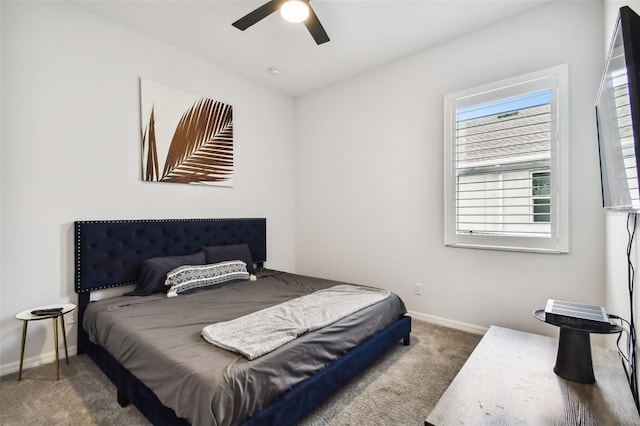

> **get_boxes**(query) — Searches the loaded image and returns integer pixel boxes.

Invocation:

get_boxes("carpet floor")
[0,320,481,425]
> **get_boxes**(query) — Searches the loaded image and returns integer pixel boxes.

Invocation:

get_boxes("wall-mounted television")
[596,6,640,211]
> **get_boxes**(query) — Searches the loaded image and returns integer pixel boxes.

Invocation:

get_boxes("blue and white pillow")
[165,260,250,298]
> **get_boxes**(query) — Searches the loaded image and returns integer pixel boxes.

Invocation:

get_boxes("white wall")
[0,2,296,374]
[295,0,605,336]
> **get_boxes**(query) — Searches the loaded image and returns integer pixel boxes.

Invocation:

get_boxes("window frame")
[443,65,569,253]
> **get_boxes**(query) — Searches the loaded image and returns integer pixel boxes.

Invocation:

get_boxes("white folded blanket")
[201,284,390,360]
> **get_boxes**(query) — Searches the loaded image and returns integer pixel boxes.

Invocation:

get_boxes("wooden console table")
[426,326,639,425]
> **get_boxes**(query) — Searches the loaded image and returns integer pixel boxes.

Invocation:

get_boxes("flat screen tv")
[596,6,640,211]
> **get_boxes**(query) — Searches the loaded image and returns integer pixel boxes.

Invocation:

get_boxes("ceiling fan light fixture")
[280,0,309,23]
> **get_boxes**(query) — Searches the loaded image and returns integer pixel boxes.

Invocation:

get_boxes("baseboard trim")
[0,345,78,378]
[408,310,488,335]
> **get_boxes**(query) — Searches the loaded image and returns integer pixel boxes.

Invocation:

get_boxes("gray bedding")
[83,270,407,426]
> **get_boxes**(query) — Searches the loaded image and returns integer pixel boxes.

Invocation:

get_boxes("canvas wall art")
[140,78,233,186]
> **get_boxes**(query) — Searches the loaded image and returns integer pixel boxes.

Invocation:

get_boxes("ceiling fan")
[232,0,330,45]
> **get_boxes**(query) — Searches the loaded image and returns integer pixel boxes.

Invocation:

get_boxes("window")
[444,65,569,253]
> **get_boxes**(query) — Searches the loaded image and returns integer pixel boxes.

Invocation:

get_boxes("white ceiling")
[74,0,549,97]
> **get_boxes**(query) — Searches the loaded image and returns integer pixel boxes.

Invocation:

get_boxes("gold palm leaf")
[142,106,160,181]
[161,98,233,184]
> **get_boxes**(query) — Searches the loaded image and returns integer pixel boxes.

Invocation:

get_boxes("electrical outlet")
[414,283,422,295]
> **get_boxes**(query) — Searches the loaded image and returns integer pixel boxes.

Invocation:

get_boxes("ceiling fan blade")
[232,0,285,31]
[304,5,330,45]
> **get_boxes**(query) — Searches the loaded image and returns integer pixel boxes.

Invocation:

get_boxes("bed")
[74,218,411,425]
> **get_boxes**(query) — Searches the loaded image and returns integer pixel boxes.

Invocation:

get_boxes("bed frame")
[74,218,411,425]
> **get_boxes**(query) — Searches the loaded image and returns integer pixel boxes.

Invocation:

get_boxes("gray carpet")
[0,320,481,425]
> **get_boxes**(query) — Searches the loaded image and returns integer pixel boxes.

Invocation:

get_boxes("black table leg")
[554,327,595,383]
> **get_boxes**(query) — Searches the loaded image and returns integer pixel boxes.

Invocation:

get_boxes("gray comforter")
[83,270,407,426]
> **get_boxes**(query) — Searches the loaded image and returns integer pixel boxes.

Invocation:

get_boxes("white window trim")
[444,65,569,254]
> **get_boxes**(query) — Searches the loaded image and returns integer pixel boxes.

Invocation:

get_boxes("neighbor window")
[532,171,551,223]
[444,65,569,253]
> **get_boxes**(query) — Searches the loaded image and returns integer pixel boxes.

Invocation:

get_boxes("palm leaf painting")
[162,99,233,183]
[140,78,234,186]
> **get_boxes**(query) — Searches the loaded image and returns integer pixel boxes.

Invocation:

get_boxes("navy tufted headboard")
[74,218,266,294]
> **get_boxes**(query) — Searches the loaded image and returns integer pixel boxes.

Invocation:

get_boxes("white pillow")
[165,260,250,298]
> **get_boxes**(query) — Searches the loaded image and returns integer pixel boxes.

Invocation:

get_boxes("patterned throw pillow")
[165,260,250,298]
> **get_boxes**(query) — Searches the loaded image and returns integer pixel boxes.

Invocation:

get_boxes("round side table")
[16,303,77,381]
[533,309,622,383]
